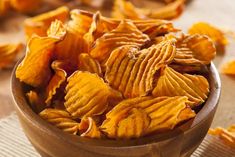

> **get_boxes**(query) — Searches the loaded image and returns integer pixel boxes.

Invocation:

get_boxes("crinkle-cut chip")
[39,109,80,135]
[101,96,195,138]
[147,0,185,20]
[16,35,65,87]
[24,6,69,39]
[64,71,122,118]
[10,0,42,13]
[209,125,235,148]
[152,66,209,108]
[83,12,118,51]
[173,34,216,66]
[45,61,67,106]
[0,43,23,69]
[188,22,228,49]
[101,107,150,139]
[112,0,185,20]
[26,90,45,113]
[169,64,203,73]
[105,40,175,98]
[79,117,101,138]
[220,60,235,75]
[112,0,148,20]
[53,10,93,65]
[90,20,150,63]
[78,53,102,77]
[0,0,10,16]
[132,20,178,39]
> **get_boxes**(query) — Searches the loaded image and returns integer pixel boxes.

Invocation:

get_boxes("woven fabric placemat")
[0,113,235,157]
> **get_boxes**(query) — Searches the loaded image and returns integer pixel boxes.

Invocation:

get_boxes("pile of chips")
[15,8,216,139]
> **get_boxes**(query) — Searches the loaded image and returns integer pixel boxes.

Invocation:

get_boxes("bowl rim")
[11,62,221,149]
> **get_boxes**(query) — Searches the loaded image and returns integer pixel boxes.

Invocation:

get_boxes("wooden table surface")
[0,0,235,127]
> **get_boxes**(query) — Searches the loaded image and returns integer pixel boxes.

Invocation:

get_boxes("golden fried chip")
[16,33,65,87]
[209,125,235,148]
[0,43,23,69]
[39,108,80,135]
[105,40,175,98]
[10,0,42,13]
[53,10,93,66]
[173,34,216,66]
[101,96,195,138]
[64,71,122,118]
[89,20,150,63]
[133,20,178,39]
[188,22,228,51]
[112,0,148,20]
[26,90,45,113]
[148,0,185,20]
[152,66,209,107]
[112,0,185,20]
[79,117,101,138]
[45,61,67,106]
[24,6,69,39]
[220,60,235,75]
[78,53,102,76]
[0,0,10,16]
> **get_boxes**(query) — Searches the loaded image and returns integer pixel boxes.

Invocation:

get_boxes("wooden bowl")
[11,63,221,157]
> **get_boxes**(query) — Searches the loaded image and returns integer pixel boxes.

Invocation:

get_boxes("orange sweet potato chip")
[24,6,69,39]
[89,20,150,63]
[0,43,23,69]
[16,32,65,87]
[64,71,122,118]
[188,22,228,51]
[152,66,209,108]
[79,117,101,138]
[105,40,175,98]
[53,10,93,66]
[112,0,185,20]
[220,60,235,75]
[101,96,195,138]
[78,53,102,76]
[39,108,80,135]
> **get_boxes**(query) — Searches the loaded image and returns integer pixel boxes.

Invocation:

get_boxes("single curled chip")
[112,0,185,20]
[39,108,80,135]
[78,53,102,77]
[188,22,228,51]
[220,60,235,75]
[0,43,23,69]
[79,117,101,138]
[209,125,235,148]
[65,71,122,118]
[89,20,150,63]
[101,96,195,138]
[152,66,209,108]
[16,32,65,87]
[45,61,67,106]
[53,10,93,65]
[148,0,185,20]
[24,6,69,39]
[10,0,42,13]
[174,34,216,66]
[133,20,178,39]
[105,40,175,98]
[0,0,10,16]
